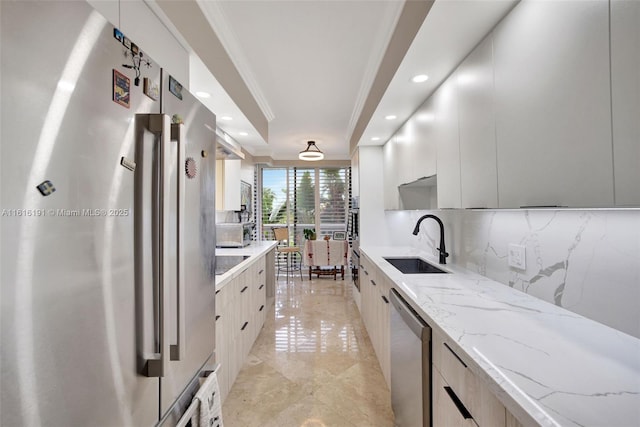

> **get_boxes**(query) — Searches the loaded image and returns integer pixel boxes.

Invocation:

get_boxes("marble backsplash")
[385,209,640,339]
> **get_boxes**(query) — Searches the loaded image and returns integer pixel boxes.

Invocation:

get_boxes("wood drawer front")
[433,332,506,427]
[433,369,478,427]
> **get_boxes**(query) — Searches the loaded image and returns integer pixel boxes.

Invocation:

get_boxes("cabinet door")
[368,265,381,359]
[413,100,438,182]
[457,34,498,208]
[433,370,477,427]
[215,159,241,210]
[396,122,417,185]
[351,148,360,198]
[611,0,640,206]
[383,138,400,210]
[378,274,391,388]
[493,0,613,208]
[215,285,231,402]
[434,78,462,208]
[433,331,506,427]
[359,255,370,329]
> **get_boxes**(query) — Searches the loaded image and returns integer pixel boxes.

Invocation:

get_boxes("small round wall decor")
[185,157,197,179]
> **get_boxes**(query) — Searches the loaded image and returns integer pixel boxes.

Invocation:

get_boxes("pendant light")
[299,140,324,161]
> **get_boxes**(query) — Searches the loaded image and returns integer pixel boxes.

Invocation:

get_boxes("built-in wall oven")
[351,246,360,291]
[348,205,359,291]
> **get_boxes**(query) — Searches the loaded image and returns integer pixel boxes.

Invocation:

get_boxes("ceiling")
[180,0,519,161]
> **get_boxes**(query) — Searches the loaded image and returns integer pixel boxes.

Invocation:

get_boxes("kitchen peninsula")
[215,241,277,402]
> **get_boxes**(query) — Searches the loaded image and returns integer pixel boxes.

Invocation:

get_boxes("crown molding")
[197,0,275,122]
[345,0,404,144]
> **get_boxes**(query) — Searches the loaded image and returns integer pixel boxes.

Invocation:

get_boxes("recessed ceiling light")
[195,91,211,98]
[411,74,429,83]
[220,116,233,121]
[371,137,380,141]
[239,132,248,136]
[385,115,397,120]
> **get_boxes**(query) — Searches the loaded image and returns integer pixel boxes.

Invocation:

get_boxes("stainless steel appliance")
[348,207,359,290]
[216,222,254,247]
[390,289,432,427]
[1,2,216,425]
[351,245,360,291]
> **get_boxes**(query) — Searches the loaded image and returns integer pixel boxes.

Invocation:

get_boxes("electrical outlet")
[508,244,526,270]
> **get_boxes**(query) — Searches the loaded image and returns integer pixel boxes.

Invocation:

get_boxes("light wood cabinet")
[358,253,391,388]
[376,273,391,387]
[611,0,640,206]
[214,278,232,401]
[216,252,271,404]
[433,329,521,427]
[433,369,477,427]
[493,0,613,208]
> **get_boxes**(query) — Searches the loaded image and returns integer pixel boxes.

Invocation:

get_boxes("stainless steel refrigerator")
[1,1,217,425]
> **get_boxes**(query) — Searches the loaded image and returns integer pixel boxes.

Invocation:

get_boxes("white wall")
[386,209,640,339]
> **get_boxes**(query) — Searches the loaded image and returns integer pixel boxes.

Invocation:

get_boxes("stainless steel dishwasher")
[390,288,431,427]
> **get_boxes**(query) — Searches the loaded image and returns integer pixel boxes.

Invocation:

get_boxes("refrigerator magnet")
[113,69,130,108]
[185,157,197,179]
[143,77,159,101]
[123,36,132,50]
[131,42,139,56]
[113,28,124,43]
[169,76,183,100]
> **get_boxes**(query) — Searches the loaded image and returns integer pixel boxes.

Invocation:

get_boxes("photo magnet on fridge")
[113,28,124,43]
[143,77,159,101]
[113,69,130,108]
[169,76,183,100]
[123,36,132,49]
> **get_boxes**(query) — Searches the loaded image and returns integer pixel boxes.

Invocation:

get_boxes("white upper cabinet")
[493,0,613,208]
[413,100,438,182]
[434,78,462,209]
[382,98,438,210]
[215,159,241,211]
[351,148,360,198]
[611,0,640,206]
[383,138,400,210]
[457,35,498,208]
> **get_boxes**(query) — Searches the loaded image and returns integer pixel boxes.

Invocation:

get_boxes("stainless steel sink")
[384,257,448,274]
[215,255,250,275]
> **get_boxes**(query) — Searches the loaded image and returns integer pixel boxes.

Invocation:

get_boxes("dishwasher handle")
[390,289,428,339]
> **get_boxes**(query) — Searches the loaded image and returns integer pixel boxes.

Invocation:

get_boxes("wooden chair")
[272,227,303,282]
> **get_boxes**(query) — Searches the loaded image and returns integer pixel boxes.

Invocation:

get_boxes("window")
[259,166,351,246]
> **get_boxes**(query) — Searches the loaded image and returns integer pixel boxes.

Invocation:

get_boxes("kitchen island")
[361,245,640,427]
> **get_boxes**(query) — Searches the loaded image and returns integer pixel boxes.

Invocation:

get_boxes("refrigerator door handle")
[170,123,186,361]
[136,113,171,378]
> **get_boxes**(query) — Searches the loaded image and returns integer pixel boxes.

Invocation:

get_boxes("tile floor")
[221,274,395,426]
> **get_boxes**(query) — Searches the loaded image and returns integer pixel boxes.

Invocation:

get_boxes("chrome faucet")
[412,214,449,264]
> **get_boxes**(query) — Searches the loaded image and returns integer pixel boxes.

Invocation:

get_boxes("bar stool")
[272,227,303,282]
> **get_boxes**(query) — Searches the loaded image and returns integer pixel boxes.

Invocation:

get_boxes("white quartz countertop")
[361,245,640,427]
[215,241,277,291]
